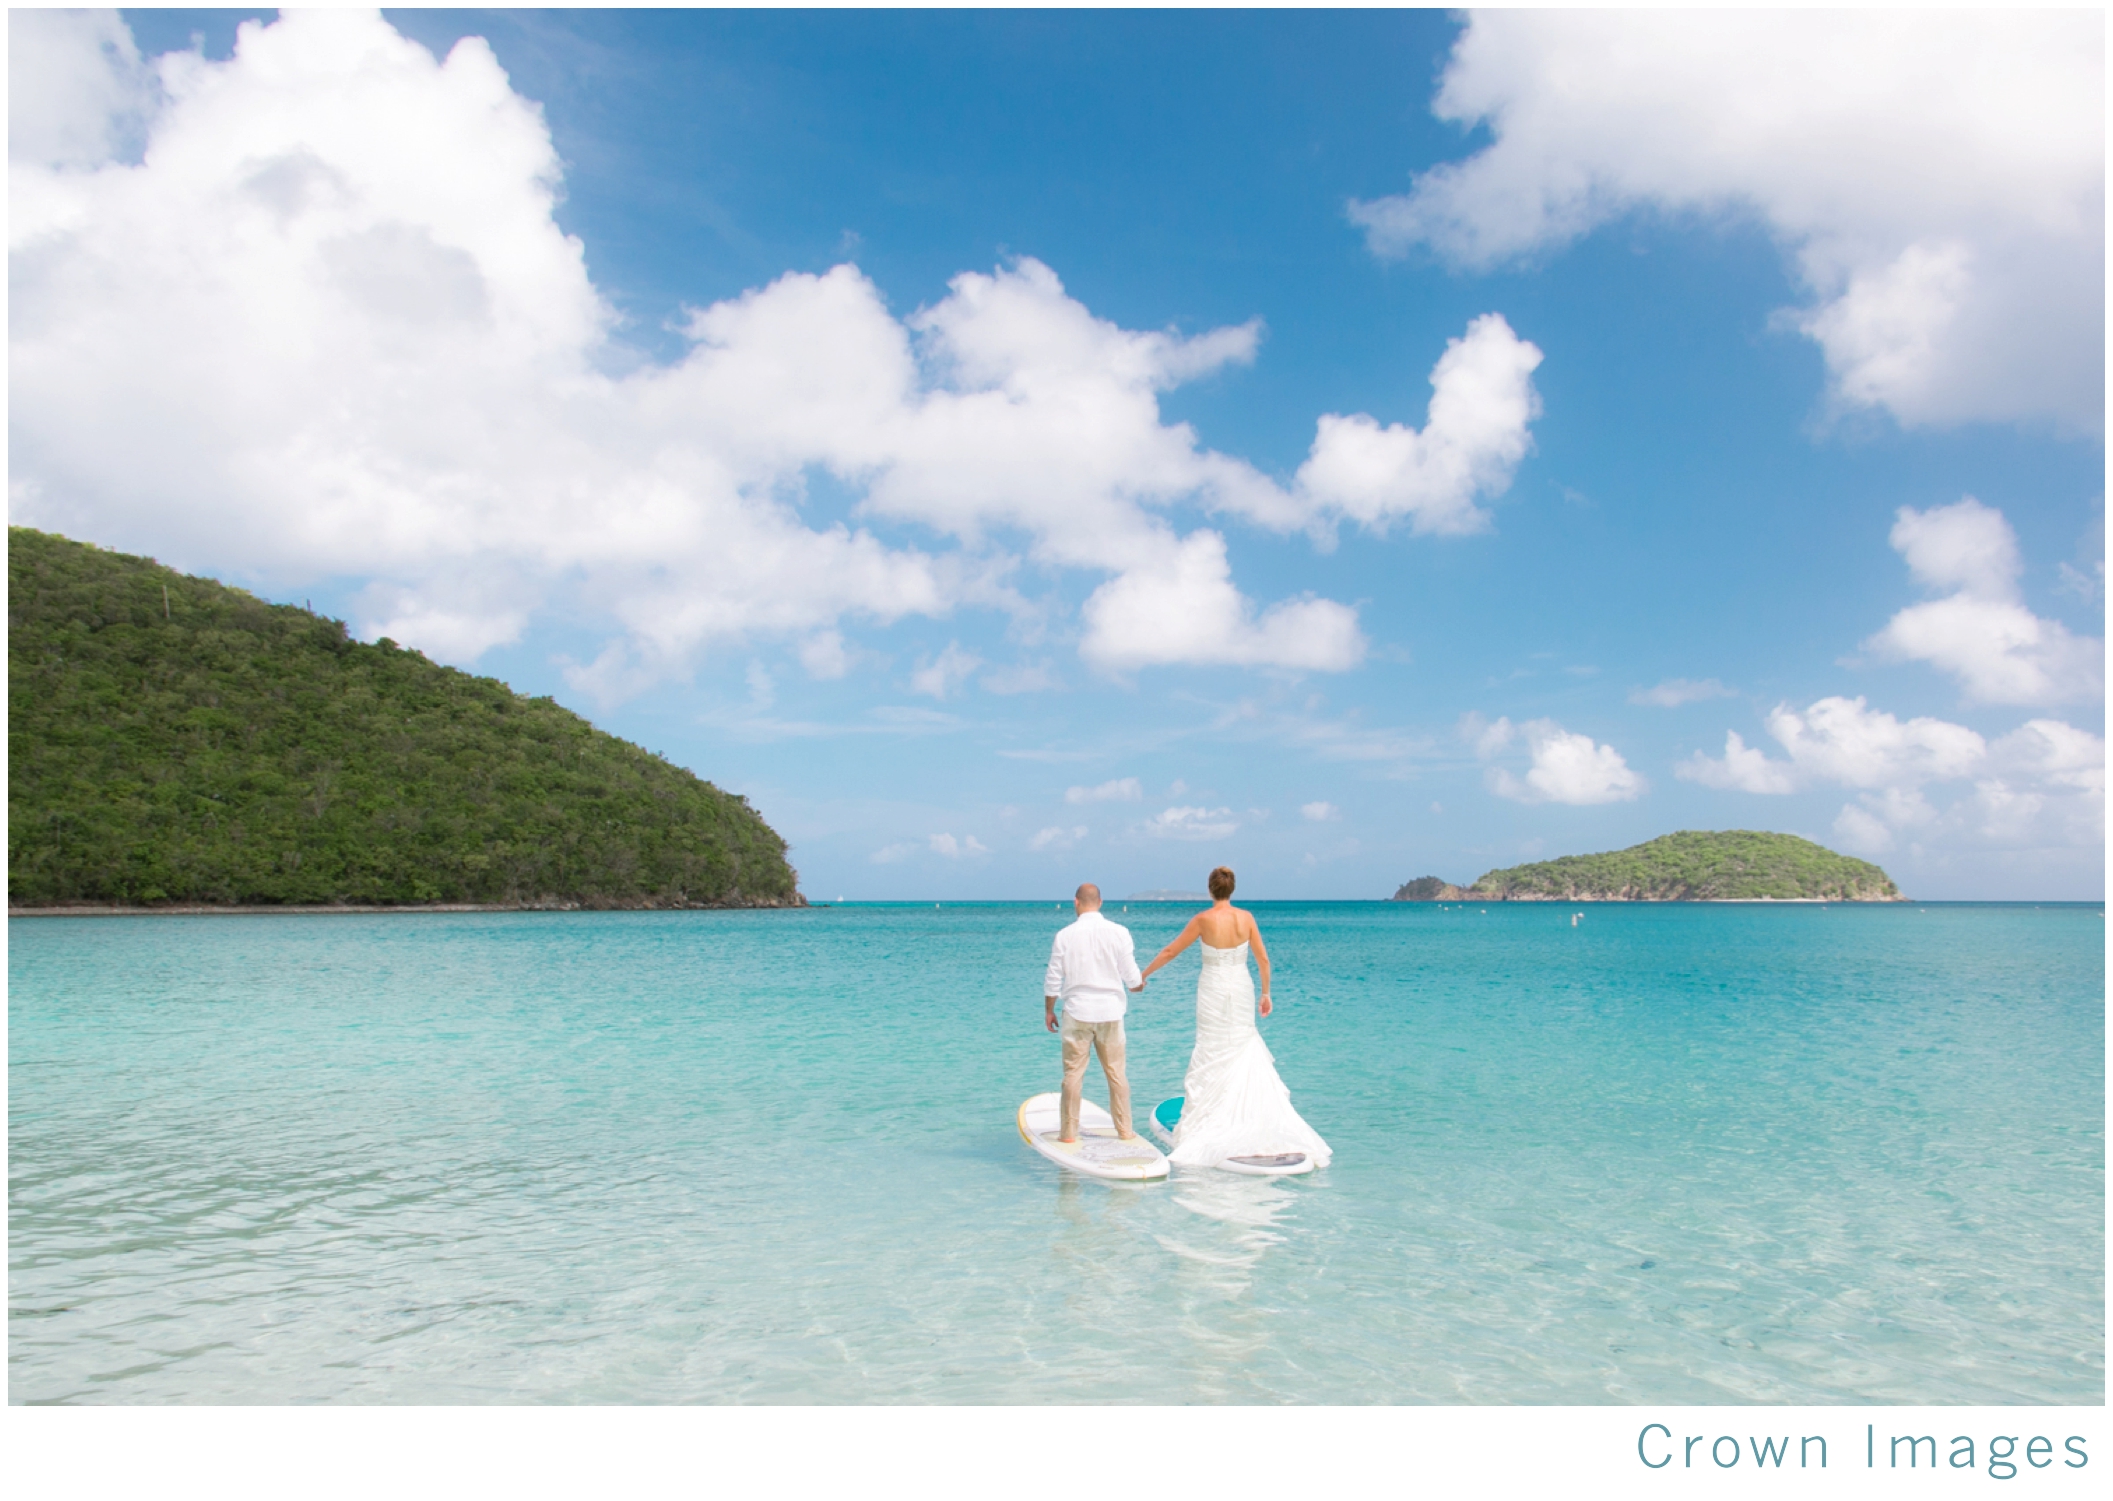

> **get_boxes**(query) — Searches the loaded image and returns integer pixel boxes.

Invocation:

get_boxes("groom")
[1043,882,1146,1143]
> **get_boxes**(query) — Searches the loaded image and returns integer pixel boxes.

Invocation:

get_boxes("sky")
[9,8,2105,900]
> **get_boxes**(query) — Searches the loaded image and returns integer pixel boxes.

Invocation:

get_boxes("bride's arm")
[1247,912,1273,1016]
[1140,915,1202,980]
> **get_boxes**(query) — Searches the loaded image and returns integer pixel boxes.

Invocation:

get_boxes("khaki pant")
[1059,1015,1133,1140]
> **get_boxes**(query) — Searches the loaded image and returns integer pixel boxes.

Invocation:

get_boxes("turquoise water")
[9,902,2103,1404]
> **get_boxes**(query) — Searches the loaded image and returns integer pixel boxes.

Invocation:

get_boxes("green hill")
[9,527,801,909]
[1450,830,1902,902]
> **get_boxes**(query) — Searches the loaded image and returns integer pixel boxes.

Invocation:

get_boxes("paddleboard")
[1149,1094,1316,1176]
[1219,1151,1315,1177]
[1017,1092,1168,1181]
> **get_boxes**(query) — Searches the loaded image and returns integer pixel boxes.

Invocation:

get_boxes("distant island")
[1392,830,1903,903]
[1127,889,1210,902]
[9,528,802,910]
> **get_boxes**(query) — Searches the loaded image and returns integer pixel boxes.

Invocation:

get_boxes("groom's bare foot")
[1117,1132,1141,1141]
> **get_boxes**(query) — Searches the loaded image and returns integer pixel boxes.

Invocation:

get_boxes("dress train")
[1167,941,1331,1169]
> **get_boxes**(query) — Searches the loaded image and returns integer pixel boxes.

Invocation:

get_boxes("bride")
[1138,866,1331,1170]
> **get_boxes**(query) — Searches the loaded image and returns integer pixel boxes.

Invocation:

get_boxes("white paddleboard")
[1219,1151,1315,1177]
[1149,1095,1316,1177]
[1017,1092,1168,1181]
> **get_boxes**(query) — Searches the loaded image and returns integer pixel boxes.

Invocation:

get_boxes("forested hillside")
[1457,830,1901,902]
[9,527,801,908]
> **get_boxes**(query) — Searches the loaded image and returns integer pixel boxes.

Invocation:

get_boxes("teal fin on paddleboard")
[1149,1096,1183,1148]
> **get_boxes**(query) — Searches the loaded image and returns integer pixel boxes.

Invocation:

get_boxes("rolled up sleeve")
[1118,931,1142,989]
[1044,939,1065,999]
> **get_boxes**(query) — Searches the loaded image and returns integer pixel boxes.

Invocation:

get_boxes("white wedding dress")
[1167,941,1331,1169]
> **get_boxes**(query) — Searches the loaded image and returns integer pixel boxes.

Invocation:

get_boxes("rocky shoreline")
[1390,888,1896,904]
[10,894,809,916]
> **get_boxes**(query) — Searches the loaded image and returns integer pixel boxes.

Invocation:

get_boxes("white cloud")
[1287,314,1543,538]
[12,12,1540,695]
[1991,718,2107,797]
[9,9,154,170]
[1889,493,2023,598]
[1686,508,2102,862]
[1831,803,1897,857]
[1865,498,2102,706]
[1459,710,1517,760]
[1300,801,1340,822]
[1066,777,1142,805]
[910,642,982,700]
[1836,745,2104,858]
[1867,786,1939,832]
[2056,512,2104,604]
[355,569,532,664]
[1676,731,1796,794]
[1762,696,1986,789]
[1078,530,1365,672]
[1630,677,1734,708]
[1143,806,1240,841]
[1683,695,2103,856]
[1834,784,1942,858]
[1479,717,1645,805]
[1870,596,2104,708]
[1028,825,1088,852]
[1350,11,2103,430]
[798,630,854,681]
[10,12,948,692]
[1965,718,2108,848]
[1686,694,2098,797]
[871,829,990,863]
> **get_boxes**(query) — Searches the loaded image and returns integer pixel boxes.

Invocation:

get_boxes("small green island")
[1393,830,1903,903]
[9,527,802,910]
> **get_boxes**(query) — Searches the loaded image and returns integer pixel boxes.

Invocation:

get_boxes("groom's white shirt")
[1045,910,1143,1023]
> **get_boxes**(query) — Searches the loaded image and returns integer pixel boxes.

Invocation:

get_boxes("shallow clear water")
[9,901,2103,1404]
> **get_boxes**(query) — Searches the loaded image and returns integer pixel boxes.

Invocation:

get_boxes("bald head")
[1074,883,1102,913]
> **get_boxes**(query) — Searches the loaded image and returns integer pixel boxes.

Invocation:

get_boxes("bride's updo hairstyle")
[1208,866,1236,900]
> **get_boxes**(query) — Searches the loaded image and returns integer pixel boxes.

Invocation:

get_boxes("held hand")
[1258,995,1272,1017]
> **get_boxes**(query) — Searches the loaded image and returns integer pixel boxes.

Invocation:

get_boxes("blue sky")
[12,10,2105,898]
